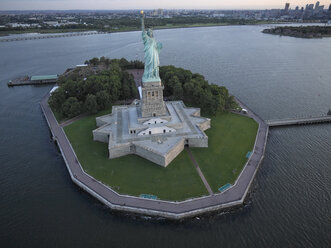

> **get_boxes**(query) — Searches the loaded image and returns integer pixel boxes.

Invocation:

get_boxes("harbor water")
[0,25,330,247]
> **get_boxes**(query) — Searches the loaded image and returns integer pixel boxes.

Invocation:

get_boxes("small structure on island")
[92,12,210,167]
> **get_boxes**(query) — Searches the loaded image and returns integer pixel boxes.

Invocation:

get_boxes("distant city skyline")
[1,0,331,11]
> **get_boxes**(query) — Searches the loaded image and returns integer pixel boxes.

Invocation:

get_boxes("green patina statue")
[140,11,162,83]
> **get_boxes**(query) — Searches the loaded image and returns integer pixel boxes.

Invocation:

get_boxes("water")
[0,25,330,247]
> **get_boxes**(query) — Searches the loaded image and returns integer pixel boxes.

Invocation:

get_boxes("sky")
[0,0,330,11]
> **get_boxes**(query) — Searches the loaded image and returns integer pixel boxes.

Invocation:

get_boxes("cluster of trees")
[49,57,237,119]
[85,57,144,69]
[49,58,138,118]
[160,65,237,115]
[263,26,331,38]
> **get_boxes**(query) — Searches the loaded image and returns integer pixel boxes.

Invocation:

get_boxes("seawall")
[40,94,269,219]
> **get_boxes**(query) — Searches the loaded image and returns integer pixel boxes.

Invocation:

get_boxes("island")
[262,26,331,38]
[40,12,268,219]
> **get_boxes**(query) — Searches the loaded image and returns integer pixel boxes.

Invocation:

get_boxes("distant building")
[329,4,331,11]
[306,4,314,10]
[212,13,225,17]
[152,8,164,16]
[7,23,30,28]
[44,21,59,27]
[285,3,290,11]
[314,1,325,12]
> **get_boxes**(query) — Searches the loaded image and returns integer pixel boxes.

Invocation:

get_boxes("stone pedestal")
[141,81,166,117]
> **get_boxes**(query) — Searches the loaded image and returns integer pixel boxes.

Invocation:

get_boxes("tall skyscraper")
[329,4,331,11]
[315,1,320,9]
[308,4,314,10]
[285,3,290,11]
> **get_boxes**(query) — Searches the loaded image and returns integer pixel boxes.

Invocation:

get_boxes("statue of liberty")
[140,11,162,83]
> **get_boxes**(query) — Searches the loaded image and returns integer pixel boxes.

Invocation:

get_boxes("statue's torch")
[140,11,145,31]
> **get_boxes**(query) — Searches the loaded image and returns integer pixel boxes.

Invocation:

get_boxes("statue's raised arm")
[140,11,145,33]
[140,10,162,83]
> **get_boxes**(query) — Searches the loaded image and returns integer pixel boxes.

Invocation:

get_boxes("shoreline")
[262,25,331,39]
[0,21,293,39]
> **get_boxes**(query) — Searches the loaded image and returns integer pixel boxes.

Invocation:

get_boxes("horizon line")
[0,7,305,12]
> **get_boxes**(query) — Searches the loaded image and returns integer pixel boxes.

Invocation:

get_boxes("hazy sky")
[1,0,330,11]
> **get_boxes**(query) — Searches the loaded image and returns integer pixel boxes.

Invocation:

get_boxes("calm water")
[0,25,330,247]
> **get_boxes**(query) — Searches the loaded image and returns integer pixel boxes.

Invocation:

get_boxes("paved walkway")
[40,94,269,219]
[59,113,88,127]
[126,69,143,88]
[185,147,213,195]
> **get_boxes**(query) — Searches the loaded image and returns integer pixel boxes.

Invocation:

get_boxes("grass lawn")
[64,110,208,201]
[191,112,258,193]
[63,110,258,200]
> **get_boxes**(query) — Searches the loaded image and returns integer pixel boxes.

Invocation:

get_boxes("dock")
[0,31,108,42]
[8,75,58,87]
[266,115,331,127]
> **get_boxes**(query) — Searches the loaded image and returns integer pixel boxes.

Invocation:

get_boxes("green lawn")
[64,110,258,200]
[64,111,208,201]
[191,112,258,193]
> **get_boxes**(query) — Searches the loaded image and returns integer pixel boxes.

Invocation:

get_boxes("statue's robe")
[142,31,162,82]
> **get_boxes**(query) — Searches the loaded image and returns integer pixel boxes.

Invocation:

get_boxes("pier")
[266,116,331,127]
[0,31,108,42]
[8,75,58,87]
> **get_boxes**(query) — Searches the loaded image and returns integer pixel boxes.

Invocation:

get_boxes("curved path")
[185,147,214,195]
[40,94,269,219]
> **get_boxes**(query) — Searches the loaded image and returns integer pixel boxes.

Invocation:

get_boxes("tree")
[225,95,238,110]
[121,72,133,100]
[173,81,183,100]
[96,90,111,110]
[107,65,122,102]
[48,88,66,112]
[63,80,83,99]
[89,57,99,66]
[85,94,98,114]
[129,75,139,99]
[50,57,236,118]
[183,81,195,100]
[62,97,83,118]
[83,78,104,96]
